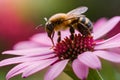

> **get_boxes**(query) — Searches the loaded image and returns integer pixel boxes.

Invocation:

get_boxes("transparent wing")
[66,6,88,18]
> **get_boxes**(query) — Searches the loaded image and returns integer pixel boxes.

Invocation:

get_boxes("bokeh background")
[0,0,120,80]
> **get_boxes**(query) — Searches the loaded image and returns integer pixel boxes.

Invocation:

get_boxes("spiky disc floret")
[54,34,95,61]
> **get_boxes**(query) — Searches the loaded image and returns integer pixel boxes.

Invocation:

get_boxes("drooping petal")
[13,41,47,50]
[72,59,89,80]
[95,33,120,49]
[78,52,101,69]
[93,16,120,40]
[44,60,69,80]
[22,57,58,78]
[93,18,107,32]
[6,62,30,80]
[0,54,56,67]
[94,50,120,62]
[0,57,27,67]
[2,47,53,56]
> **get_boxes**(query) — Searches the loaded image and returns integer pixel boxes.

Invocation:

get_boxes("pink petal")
[78,52,101,69]
[72,59,89,80]
[44,60,69,80]
[107,48,120,54]
[95,33,120,49]
[22,57,58,78]
[13,41,47,50]
[30,33,53,46]
[0,54,56,67]
[94,50,120,62]
[0,57,27,67]
[30,53,56,59]
[105,22,120,38]
[93,16,120,40]
[6,62,30,80]
[31,30,71,46]
[2,47,53,56]
[93,18,107,32]
[25,53,56,60]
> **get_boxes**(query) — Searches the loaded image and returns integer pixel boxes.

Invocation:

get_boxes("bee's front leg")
[69,26,75,40]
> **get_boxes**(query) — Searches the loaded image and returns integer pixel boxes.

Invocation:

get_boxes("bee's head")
[45,21,54,38]
[45,20,55,46]
[45,13,66,37]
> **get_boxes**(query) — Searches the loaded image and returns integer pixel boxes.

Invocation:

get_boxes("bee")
[45,6,93,46]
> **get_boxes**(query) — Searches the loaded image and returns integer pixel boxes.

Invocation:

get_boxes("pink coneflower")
[0,16,120,80]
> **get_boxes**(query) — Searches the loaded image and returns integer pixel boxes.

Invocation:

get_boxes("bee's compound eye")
[46,23,54,31]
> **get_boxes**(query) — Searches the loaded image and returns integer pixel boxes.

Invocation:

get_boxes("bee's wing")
[66,6,88,18]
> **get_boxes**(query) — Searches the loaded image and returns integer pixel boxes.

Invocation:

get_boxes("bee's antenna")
[35,24,43,29]
[44,17,48,22]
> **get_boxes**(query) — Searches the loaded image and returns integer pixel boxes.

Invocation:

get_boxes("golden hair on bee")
[49,13,67,22]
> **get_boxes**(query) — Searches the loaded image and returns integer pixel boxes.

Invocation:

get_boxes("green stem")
[87,69,104,80]
[64,63,80,80]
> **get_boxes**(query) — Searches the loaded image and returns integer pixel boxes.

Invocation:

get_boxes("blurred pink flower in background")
[0,0,41,50]
[0,16,120,80]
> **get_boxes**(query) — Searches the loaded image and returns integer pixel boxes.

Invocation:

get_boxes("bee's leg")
[51,31,55,46]
[51,31,55,39]
[77,23,90,36]
[57,31,61,43]
[70,26,75,40]
[48,32,55,47]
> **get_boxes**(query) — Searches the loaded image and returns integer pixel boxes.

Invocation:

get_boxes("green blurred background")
[0,0,120,80]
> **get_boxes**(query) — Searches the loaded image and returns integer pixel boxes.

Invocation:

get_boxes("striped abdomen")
[79,16,93,32]
[75,16,93,36]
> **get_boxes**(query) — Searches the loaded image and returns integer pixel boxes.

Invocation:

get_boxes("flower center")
[54,34,95,61]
